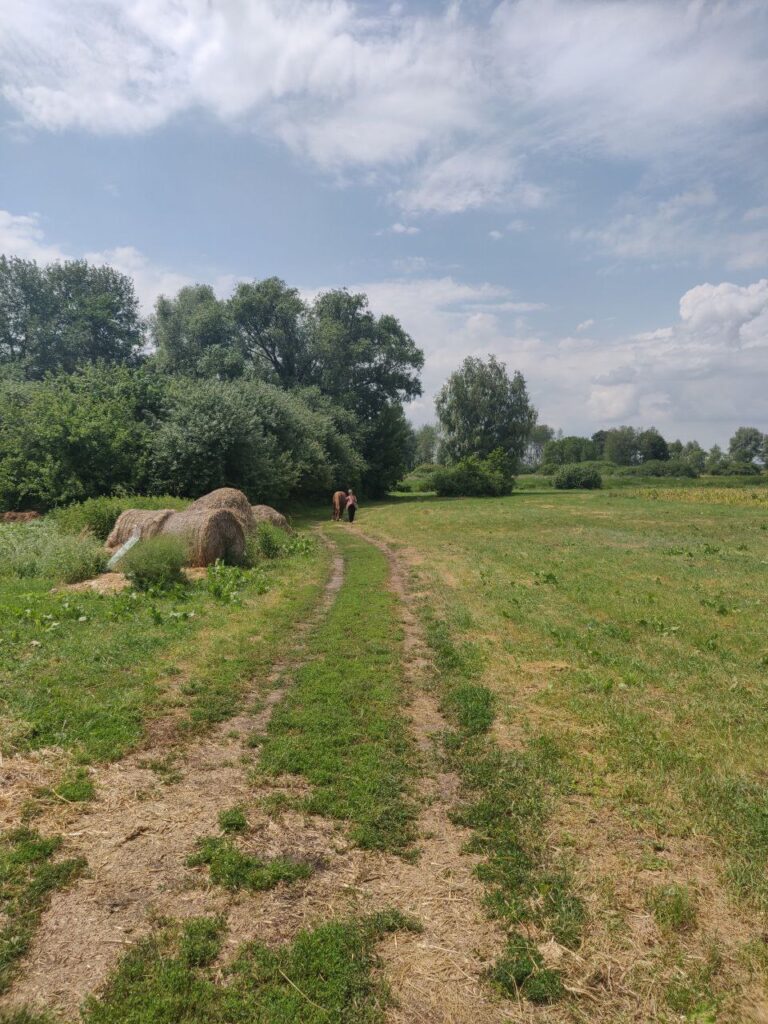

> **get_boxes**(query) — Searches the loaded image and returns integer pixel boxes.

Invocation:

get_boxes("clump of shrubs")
[553,464,603,490]
[432,451,514,498]
[120,535,189,591]
[252,522,285,560]
[614,459,697,478]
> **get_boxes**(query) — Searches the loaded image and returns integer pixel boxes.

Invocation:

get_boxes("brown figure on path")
[346,489,358,523]
[332,490,348,521]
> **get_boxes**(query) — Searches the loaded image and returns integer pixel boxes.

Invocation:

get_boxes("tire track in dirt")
[0,542,345,1018]
[352,529,513,1024]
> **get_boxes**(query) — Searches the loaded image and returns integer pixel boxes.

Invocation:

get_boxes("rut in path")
[3,530,518,1024]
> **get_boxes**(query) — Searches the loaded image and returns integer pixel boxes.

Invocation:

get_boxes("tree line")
[0,257,424,509]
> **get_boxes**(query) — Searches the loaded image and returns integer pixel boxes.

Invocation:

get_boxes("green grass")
[260,530,417,855]
[187,836,313,891]
[648,882,699,934]
[0,535,328,763]
[217,805,248,834]
[0,828,85,993]
[80,911,421,1024]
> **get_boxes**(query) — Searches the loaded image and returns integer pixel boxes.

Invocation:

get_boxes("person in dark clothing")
[346,489,358,523]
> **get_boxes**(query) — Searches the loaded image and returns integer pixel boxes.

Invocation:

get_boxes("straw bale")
[190,488,255,531]
[251,504,292,533]
[1,510,41,523]
[160,507,245,566]
[105,509,174,551]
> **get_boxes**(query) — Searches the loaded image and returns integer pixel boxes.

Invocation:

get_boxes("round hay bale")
[106,509,174,551]
[190,488,255,531]
[160,508,245,567]
[251,505,292,533]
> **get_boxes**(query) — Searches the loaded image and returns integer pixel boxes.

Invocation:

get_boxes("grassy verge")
[0,828,85,993]
[259,530,417,855]
[77,911,420,1024]
[0,541,328,764]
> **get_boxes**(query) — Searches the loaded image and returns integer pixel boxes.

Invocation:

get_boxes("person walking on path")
[346,489,358,523]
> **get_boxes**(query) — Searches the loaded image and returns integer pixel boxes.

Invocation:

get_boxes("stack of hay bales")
[106,509,174,550]
[251,504,292,533]
[105,489,290,567]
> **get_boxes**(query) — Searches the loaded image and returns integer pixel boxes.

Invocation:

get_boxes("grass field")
[2,486,768,1022]
[363,487,768,1020]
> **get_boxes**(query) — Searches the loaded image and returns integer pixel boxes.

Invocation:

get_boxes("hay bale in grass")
[251,505,292,533]
[105,509,174,551]
[160,508,245,566]
[190,488,255,531]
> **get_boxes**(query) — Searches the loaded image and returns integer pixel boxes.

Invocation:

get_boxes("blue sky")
[1,0,767,445]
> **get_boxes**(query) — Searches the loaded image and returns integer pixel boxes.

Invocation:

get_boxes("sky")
[1,0,767,446]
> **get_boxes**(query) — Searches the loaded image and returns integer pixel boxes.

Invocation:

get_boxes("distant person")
[346,488,358,523]
[332,489,347,521]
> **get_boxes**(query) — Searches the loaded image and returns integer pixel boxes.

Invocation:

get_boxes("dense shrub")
[0,521,107,582]
[553,464,603,490]
[432,455,514,497]
[254,522,285,560]
[396,463,438,493]
[120,535,188,590]
[51,495,189,541]
[540,459,608,478]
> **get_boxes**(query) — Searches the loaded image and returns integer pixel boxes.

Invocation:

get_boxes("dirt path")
[1,543,345,1017]
[2,529,516,1023]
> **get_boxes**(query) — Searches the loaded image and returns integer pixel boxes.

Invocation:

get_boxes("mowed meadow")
[2,482,768,1023]
[363,484,768,1020]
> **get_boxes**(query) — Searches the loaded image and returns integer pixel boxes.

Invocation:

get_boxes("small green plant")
[187,836,312,891]
[488,932,564,1003]
[218,805,248,834]
[255,522,284,560]
[648,882,699,933]
[47,768,95,803]
[552,463,603,489]
[120,535,188,591]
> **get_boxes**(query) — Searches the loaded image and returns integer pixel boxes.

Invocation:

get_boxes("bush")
[395,463,438,493]
[0,521,107,582]
[51,495,189,541]
[553,464,603,490]
[120,535,188,591]
[254,522,285,560]
[432,455,514,498]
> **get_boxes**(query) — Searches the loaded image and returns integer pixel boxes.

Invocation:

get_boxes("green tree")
[681,441,706,473]
[604,426,640,466]
[414,424,439,465]
[524,423,555,466]
[705,444,728,474]
[152,285,244,379]
[542,435,596,467]
[361,404,416,497]
[229,277,310,387]
[0,367,162,509]
[591,430,608,458]
[308,289,423,418]
[0,257,144,378]
[728,426,764,465]
[637,428,669,462]
[435,356,535,469]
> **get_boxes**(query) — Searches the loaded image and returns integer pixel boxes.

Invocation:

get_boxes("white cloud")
[577,186,768,270]
[357,273,768,445]
[382,222,420,235]
[391,255,427,274]
[3,0,764,221]
[488,229,503,240]
[0,210,66,263]
[576,319,595,332]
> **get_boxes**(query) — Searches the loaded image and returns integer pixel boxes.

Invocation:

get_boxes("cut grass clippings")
[0,828,85,993]
[260,530,417,855]
[80,911,421,1024]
